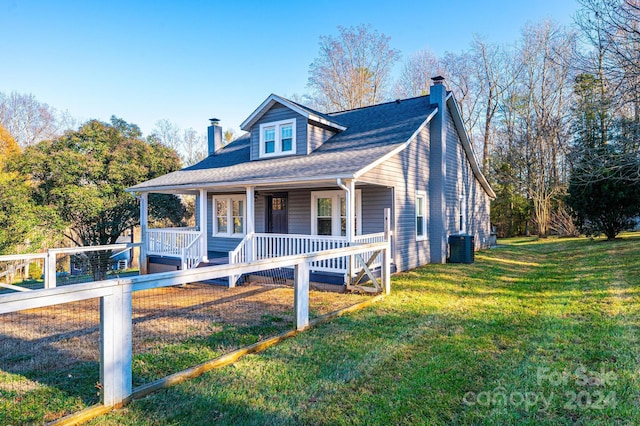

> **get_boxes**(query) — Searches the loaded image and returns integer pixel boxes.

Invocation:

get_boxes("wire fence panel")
[131,281,295,386]
[54,250,137,286]
[0,257,46,293]
[0,239,389,423]
[0,299,101,425]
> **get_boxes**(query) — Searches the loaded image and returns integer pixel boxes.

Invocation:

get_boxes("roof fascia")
[126,174,355,194]
[240,94,346,132]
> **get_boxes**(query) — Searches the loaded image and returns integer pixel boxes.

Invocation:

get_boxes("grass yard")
[0,283,370,424]
[90,234,640,425]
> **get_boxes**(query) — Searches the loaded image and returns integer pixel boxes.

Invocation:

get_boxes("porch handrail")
[181,233,203,270]
[147,227,198,233]
[228,232,254,287]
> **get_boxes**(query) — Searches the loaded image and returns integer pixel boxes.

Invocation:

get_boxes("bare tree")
[308,24,401,111]
[439,50,485,152]
[394,48,439,98]
[0,92,65,147]
[182,128,207,166]
[514,21,576,237]
[471,36,524,173]
[152,120,208,167]
[152,119,182,152]
[570,0,640,184]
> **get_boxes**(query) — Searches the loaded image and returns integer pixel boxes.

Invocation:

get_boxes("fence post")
[100,281,133,407]
[383,208,391,295]
[45,250,57,289]
[139,192,148,275]
[294,261,309,331]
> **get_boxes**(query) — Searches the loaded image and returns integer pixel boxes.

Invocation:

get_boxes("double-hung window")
[259,119,296,158]
[416,191,427,240]
[213,195,246,237]
[311,190,361,237]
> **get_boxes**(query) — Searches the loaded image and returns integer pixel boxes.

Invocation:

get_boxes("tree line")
[304,1,640,240]
[1,0,639,257]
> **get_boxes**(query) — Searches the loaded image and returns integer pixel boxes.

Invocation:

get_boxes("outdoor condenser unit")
[448,234,475,264]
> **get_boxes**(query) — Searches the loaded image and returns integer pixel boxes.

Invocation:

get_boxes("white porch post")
[346,179,355,281]
[139,192,148,275]
[246,186,255,262]
[346,179,355,243]
[199,188,208,262]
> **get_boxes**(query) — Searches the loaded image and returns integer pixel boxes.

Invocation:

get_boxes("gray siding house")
[128,76,495,283]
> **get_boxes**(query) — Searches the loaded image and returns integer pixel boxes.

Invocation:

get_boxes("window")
[213,195,246,237]
[416,191,427,240]
[259,119,296,158]
[311,190,361,237]
[264,127,275,154]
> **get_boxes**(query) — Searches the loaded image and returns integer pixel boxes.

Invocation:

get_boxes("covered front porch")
[137,178,393,289]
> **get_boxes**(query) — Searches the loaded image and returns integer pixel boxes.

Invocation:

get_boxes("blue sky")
[1,0,579,138]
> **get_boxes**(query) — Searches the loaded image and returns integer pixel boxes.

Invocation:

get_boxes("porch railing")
[227,232,389,286]
[147,228,200,258]
[227,233,252,286]
[253,233,349,272]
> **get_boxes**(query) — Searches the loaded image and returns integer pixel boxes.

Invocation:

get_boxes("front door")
[266,194,288,234]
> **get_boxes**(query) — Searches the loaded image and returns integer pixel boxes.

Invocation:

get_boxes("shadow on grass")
[92,234,640,425]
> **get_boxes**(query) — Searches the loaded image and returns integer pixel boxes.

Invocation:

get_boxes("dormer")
[240,94,346,161]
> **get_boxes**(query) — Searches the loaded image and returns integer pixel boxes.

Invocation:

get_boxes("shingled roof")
[128,95,436,192]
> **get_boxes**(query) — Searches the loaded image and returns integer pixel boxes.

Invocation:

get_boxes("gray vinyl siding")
[360,186,392,234]
[255,194,265,233]
[287,190,312,234]
[307,122,335,152]
[206,194,243,253]
[359,124,431,272]
[250,104,308,160]
[444,110,491,249]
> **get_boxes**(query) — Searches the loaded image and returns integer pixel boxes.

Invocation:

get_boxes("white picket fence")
[0,240,390,408]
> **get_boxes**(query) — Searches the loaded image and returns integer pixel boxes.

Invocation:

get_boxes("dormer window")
[259,119,296,158]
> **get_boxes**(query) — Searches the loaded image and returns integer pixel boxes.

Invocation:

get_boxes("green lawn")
[88,234,640,425]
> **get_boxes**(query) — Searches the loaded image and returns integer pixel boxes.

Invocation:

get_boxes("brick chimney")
[207,118,223,156]
[428,76,448,264]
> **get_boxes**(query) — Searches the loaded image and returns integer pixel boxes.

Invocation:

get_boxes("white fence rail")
[353,232,386,271]
[0,241,391,408]
[0,243,140,292]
